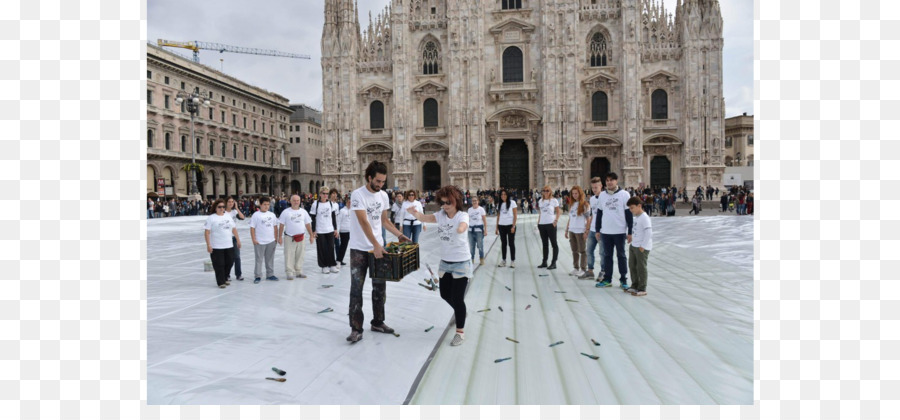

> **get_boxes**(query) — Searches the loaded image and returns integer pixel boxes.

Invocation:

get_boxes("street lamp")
[175,88,211,201]
[735,152,742,167]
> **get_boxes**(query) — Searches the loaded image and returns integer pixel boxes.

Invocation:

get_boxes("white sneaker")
[330,266,339,273]
[497,260,506,267]
[510,261,515,268]
[575,270,585,277]
[450,333,465,346]
[569,269,579,276]
[322,267,330,274]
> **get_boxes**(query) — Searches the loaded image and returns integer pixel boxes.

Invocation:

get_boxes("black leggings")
[538,223,559,264]
[337,232,350,263]
[439,272,469,329]
[210,247,235,286]
[498,224,516,261]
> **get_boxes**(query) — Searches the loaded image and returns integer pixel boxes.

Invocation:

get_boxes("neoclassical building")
[147,44,293,199]
[321,0,727,192]
[724,112,753,167]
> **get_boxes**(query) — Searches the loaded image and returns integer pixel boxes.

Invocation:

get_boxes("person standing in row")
[579,177,604,280]
[310,186,340,274]
[277,194,313,280]
[495,189,517,268]
[249,197,279,284]
[204,198,240,289]
[537,185,560,270]
[330,189,343,263]
[391,191,405,231]
[401,190,425,243]
[595,172,633,290]
[336,196,351,265]
[467,196,487,266]
[224,196,246,281]
[625,196,652,296]
[407,186,470,346]
[565,186,590,277]
[346,161,411,343]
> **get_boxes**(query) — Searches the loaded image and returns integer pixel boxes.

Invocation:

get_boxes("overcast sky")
[148,0,752,117]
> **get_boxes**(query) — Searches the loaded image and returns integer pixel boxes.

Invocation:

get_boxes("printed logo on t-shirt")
[289,213,306,223]
[216,219,233,231]
[366,201,383,221]
[541,200,555,215]
[260,214,275,228]
[604,197,621,213]
[438,222,454,242]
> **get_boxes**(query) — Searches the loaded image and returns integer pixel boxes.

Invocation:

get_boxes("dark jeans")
[349,249,386,333]
[210,247,235,286]
[231,236,242,277]
[337,232,350,264]
[439,272,469,329]
[498,224,516,261]
[316,232,337,267]
[600,233,628,285]
[538,223,559,265]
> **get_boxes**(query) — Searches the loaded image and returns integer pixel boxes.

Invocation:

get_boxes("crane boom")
[157,39,310,63]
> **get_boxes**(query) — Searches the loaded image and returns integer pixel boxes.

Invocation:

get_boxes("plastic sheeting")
[148,212,752,405]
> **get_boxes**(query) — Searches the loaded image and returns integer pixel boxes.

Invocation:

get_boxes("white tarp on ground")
[148,212,752,405]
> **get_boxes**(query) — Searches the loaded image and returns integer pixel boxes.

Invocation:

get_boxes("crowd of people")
[197,163,751,345]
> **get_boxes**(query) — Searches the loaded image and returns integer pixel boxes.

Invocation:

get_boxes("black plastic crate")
[367,242,420,282]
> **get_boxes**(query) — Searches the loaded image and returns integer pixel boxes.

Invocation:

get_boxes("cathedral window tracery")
[422,41,440,75]
[589,32,609,67]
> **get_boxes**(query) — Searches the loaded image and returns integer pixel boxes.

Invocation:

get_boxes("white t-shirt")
[249,210,277,244]
[348,186,390,251]
[467,206,486,227]
[538,198,560,225]
[568,205,588,234]
[226,209,241,224]
[435,209,470,262]
[392,201,404,224]
[598,188,632,235]
[337,207,351,232]
[630,212,653,251]
[310,200,339,234]
[498,200,517,226]
[278,207,312,236]
[204,213,236,249]
[401,200,424,225]
[589,195,600,232]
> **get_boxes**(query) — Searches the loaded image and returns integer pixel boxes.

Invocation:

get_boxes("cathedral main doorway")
[650,156,671,189]
[422,161,441,191]
[590,157,611,187]
[499,139,529,190]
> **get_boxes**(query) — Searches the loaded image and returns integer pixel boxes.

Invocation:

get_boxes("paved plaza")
[148,213,752,405]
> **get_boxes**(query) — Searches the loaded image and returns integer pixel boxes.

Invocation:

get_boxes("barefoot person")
[494,189,518,268]
[407,186,471,346]
[346,161,411,343]
[204,199,240,289]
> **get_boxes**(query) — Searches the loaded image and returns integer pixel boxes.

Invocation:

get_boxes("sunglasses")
[440,200,452,206]
[542,190,551,192]
[216,205,225,208]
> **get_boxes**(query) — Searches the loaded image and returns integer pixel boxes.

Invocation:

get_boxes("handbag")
[292,234,305,242]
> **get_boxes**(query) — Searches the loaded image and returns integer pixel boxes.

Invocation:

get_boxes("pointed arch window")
[591,91,609,122]
[422,42,440,75]
[590,33,608,67]
[370,100,384,129]
[502,46,523,83]
[423,98,438,127]
[651,89,668,120]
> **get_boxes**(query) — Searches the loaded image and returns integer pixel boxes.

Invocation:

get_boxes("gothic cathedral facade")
[321,0,726,193]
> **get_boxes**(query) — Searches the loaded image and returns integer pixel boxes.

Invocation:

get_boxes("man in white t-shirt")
[249,196,279,283]
[579,177,604,280]
[278,194,313,279]
[594,172,634,289]
[467,196,488,265]
[536,186,561,270]
[346,160,411,344]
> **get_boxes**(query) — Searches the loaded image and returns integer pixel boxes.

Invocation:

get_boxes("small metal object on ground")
[505,285,512,291]
[554,291,566,293]
[494,357,512,363]
[392,332,400,337]
[477,308,491,313]
[271,367,286,376]
[531,294,538,299]
[549,341,564,347]
[538,274,549,277]
[591,339,601,346]
[317,307,333,314]
[505,337,519,343]
[498,306,503,312]
[266,377,286,382]
[418,283,435,291]
[425,326,434,332]
[320,285,334,288]
[580,352,599,360]
[525,304,531,310]
[565,298,579,302]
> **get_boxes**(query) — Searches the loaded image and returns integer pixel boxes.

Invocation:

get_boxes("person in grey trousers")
[249,196,279,283]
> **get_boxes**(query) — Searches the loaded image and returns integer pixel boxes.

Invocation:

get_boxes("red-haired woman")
[564,186,591,277]
[406,186,471,346]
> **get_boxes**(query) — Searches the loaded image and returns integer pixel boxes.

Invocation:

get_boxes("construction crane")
[157,39,310,64]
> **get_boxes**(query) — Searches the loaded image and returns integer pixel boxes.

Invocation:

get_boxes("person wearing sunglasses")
[537,185,561,270]
[204,198,240,289]
[406,186,471,346]
[401,190,426,243]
